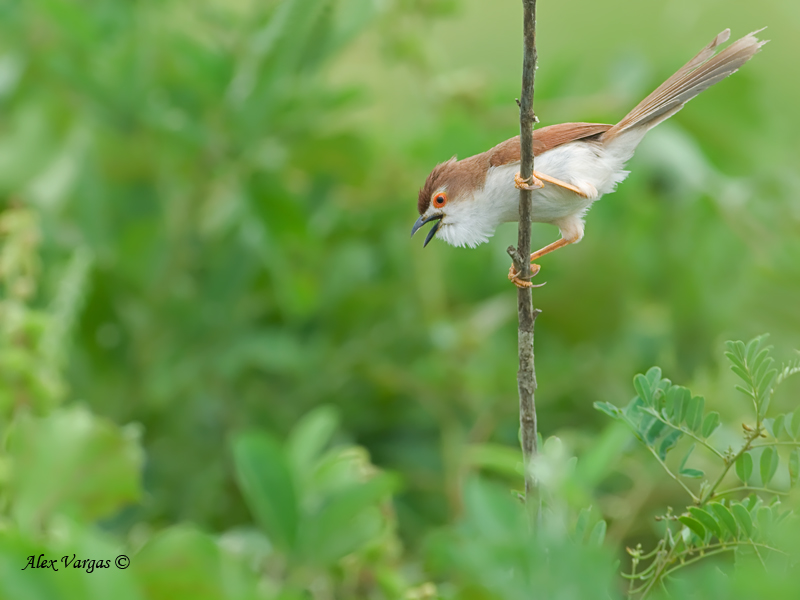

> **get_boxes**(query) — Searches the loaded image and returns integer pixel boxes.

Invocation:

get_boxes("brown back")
[418,122,611,214]
[488,122,612,166]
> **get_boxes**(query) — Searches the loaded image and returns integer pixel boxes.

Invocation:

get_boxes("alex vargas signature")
[22,553,130,573]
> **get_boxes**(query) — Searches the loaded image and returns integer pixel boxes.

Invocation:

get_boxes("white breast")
[478,140,632,241]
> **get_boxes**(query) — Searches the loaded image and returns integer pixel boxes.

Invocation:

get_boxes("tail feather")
[603,29,766,142]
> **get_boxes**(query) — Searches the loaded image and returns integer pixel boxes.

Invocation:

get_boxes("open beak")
[410,214,443,248]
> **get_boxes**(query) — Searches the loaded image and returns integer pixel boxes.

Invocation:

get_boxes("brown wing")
[488,122,612,167]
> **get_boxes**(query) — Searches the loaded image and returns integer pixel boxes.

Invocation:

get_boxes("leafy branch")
[595,336,800,598]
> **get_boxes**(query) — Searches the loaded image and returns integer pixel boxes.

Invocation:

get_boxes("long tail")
[602,29,766,144]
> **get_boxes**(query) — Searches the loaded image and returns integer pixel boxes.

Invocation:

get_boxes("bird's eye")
[432,192,447,208]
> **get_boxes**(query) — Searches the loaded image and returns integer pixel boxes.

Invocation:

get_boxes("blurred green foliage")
[1,0,799,598]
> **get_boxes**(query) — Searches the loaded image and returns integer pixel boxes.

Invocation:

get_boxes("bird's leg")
[507,235,576,287]
[515,170,595,198]
[514,172,544,190]
[533,171,595,198]
[530,237,573,262]
[508,262,543,289]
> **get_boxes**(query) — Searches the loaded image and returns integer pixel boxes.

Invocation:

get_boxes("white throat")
[432,164,520,249]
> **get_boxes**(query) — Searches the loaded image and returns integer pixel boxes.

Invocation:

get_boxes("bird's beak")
[411,214,443,248]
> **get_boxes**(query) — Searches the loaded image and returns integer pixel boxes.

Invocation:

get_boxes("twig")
[751,441,800,448]
[513,0,539,518]
[701,428,761,504]
[713,486,788,498]
[643,444,700,503]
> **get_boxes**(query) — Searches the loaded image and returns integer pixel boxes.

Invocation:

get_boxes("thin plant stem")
[751,441,800,448]
[627,556,638,598]
[700,429,761,504]
[511,0,539,521]
[660,547,731,578]
[644,445,700,503]
[672,540,787,562]
[713,486,788,498]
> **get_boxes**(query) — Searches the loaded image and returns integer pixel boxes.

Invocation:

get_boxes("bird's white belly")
[481,141,630,226]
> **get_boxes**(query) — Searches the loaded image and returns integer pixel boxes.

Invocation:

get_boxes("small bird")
[411,29,765,287]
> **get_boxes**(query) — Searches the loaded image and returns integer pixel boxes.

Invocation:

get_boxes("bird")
[411,29,766,287]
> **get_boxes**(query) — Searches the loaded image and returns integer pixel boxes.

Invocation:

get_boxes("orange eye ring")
[432,192,448,208]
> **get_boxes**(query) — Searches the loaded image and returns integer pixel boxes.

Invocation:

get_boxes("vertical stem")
[517,0,539,506]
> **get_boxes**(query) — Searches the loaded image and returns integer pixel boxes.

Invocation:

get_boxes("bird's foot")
[514,172,544,191]
[508,262,545,289]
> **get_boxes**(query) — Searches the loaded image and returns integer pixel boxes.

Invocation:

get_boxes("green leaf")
[724,350,746,373]
[658,429,682,460]
[756,506,773,534]
[8,407,143,529]
[745,337,761,366]
[653,388,665,409]
[759,447,779,485]
[624,397,646,423]
[644,418,666,445]
[593,402,621,420]
[734,340,747,360]
[665,386,690,423]
[684,396,705,432]
[791,411,800,439]
[679,468,704,479]
[637,414,656,441]
[679,444,696,471]
[462,478,526,542]
[765,416,783,438]
[134,526,232,600]
[588,520,607,547]
[634,374,653,406]
[688,507,721,539]
[790,448,799,486]
[574,507,592,542]
[299,472,398,565]
[468,443,523,478]
[700,411,720,438]
[645,366,662,387]
[753,356,772,389]
[731,503,754,538]
[730,365,750,385]
[784,412,796,439]
[232,432,299,551]
[735,452,753,484]
[678,515,706,540]
[752,347,770,374]
[287,405,340,478]
[757,370,777,416]
[708,503,738,539]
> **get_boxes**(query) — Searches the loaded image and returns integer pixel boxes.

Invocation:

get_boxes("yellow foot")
[508,262,544,289]
[514,172,544,191]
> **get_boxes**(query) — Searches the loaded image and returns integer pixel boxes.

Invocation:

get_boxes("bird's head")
[411,156,500,249]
